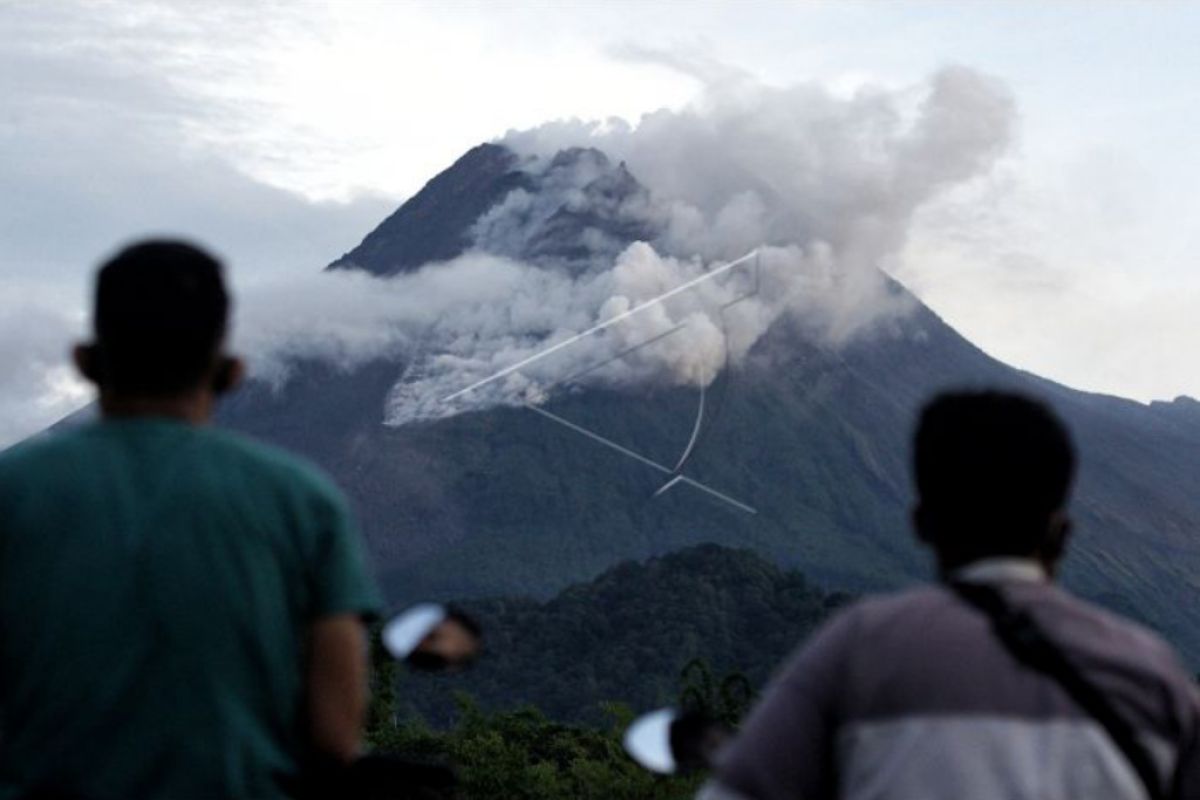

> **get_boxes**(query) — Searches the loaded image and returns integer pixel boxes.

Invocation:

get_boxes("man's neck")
[943,556,1050,584]
[99,391,213,424]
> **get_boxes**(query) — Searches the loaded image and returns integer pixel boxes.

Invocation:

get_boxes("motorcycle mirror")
[382,603,482,672]
[623,708,732,775]
[624,708,678,774]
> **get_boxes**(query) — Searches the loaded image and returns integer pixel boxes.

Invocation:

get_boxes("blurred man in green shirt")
[0,241,381,799]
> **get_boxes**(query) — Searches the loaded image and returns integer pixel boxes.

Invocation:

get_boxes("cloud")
[0,3,1016,439]
[0,2,392,446]
[606,40,755,90]
[0,105,391,286]
[0,287,91,449]
[0,127,391,446]
[0,1,391,284]
[897,147,1200,403]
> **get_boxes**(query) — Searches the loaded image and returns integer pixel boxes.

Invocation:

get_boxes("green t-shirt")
[0,418,382,799]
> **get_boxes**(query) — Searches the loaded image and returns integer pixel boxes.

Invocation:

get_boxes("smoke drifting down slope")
[235,66,1015,427]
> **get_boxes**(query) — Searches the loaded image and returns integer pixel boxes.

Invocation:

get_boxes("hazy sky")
[2,1,1198,446]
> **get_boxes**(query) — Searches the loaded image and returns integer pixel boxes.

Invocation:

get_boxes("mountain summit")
[328,143,527,275]
[219,143,1200,664]
[327,144,655,276]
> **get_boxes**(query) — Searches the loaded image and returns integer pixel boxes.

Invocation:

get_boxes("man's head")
[912,390,1076,573]
[74,240,243,415]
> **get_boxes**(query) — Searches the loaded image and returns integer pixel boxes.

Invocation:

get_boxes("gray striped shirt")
[701,560,1200,799]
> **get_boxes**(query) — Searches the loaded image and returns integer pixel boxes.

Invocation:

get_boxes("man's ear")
[212,356,245,395]
[73,343,101,384]
[912,504,933,545]
[1040,511,1072,570]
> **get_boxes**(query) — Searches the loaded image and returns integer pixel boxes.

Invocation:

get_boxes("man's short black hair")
[913,390,1076,560]
[92,240,229,396]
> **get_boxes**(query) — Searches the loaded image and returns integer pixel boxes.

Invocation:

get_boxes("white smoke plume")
[235,65,1015,427]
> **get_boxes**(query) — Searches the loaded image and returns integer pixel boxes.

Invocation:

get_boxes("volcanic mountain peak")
[218,141,1200,668]
[327,143,528,276]
[328,142,657,278]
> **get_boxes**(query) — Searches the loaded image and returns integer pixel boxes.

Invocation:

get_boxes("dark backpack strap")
[951,581,1167,800]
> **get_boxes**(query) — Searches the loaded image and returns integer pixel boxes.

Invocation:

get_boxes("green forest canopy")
[393,544,850,727]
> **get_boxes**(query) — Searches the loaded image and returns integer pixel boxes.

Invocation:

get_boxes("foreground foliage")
[370,697,702,800]
[360,545,850,797]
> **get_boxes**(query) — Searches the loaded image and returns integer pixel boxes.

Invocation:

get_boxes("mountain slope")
[216,143,1200,664]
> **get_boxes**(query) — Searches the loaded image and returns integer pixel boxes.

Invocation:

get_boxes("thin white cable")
[443,250,759,402]
[524,403,757,515]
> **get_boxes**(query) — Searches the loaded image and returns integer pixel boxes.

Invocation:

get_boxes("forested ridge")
[366,544,848,797]
[391,544,850,726]
[365,544,1184,797]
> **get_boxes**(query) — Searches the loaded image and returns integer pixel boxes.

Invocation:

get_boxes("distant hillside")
[396,544,847,726]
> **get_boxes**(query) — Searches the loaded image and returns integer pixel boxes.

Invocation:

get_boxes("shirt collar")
[952,557,1048,584]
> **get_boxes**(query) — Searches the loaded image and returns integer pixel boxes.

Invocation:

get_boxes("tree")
[678,658,754,726]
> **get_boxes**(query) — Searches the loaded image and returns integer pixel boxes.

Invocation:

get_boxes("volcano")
[215,143,1200,663]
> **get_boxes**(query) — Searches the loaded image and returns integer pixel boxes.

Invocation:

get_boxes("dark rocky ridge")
[325,143,657,276]
[327,143,532,275]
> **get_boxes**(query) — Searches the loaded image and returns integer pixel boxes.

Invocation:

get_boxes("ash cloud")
[1,12,1016,443]
[240,66,1015,427]
[2,65,1013,442]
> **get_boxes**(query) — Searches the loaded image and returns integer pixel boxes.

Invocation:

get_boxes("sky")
[1,1,1198,446]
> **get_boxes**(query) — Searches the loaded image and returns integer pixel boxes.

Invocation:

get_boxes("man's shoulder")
[198,427,346,504]
[781,586,950,669]
[827,585,950,631]
[833,583,1182,657]
[1035,585,1191,681]
[0,422,348,515]
[0,424,97,477]
[826,582,1195,695]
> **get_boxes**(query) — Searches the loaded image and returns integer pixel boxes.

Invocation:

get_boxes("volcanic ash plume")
[235,65,1015,427]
